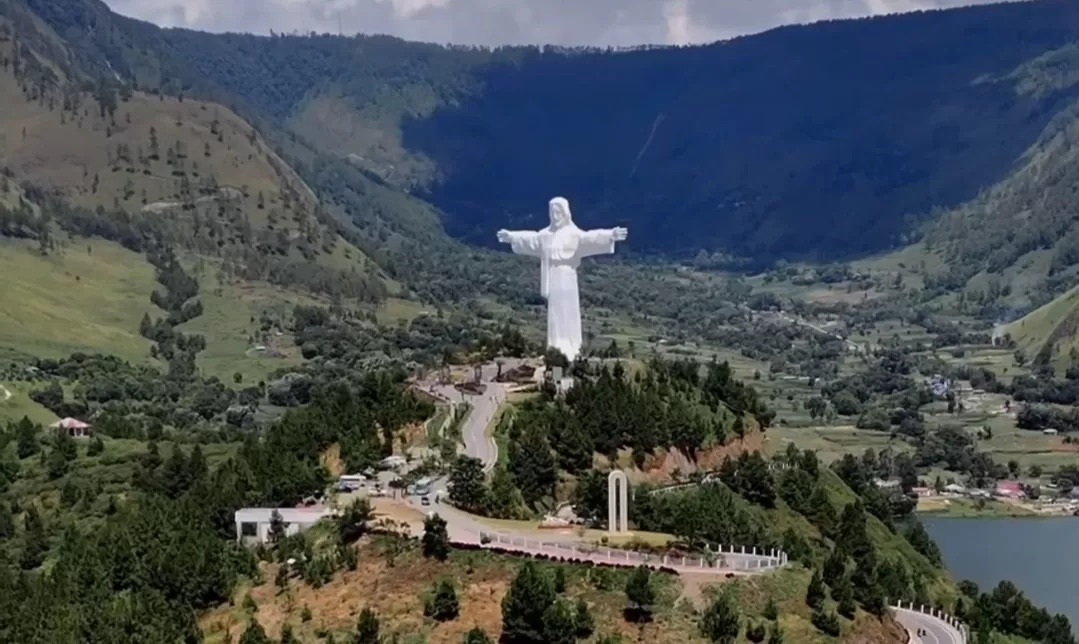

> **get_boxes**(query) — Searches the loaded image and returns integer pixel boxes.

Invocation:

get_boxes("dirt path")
[0,384,11,403]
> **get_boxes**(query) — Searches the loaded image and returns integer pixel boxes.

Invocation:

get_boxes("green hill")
[1005,283,1079,370]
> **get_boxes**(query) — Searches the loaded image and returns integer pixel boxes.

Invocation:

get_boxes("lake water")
[924,516,1079,630]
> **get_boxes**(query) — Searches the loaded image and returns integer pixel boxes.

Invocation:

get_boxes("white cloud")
[104,0,1022,46]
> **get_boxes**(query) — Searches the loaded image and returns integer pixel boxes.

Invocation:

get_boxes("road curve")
[893,606,965,644]
[0,384,11,403]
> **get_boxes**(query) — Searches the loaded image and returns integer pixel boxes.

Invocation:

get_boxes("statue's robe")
[503,223,618,360]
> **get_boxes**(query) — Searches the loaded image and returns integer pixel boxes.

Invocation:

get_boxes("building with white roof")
[234,507,334,544]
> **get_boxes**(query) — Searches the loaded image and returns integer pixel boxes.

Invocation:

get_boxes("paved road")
[433,381,507,472]
[893,607,964,644]
[399,359,788,575]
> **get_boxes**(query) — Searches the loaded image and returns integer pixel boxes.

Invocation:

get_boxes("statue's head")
[549,197,572,229]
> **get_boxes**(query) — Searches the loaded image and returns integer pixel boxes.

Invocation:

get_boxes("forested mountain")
[18,0,1079,266]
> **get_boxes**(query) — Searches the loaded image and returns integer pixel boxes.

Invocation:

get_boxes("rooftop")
[234,507,334,524]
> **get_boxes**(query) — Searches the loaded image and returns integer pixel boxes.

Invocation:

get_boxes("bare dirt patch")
[620,430,766,485]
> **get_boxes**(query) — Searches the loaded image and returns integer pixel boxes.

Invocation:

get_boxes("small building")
[873,478,901,490]
[943,483,967,495]
[1043,428,1059,436]
[50,417,91,438]
[234,507,334,544]
[995,480,1024,499]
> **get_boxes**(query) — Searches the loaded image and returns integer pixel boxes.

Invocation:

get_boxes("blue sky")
[105,0,1018,46]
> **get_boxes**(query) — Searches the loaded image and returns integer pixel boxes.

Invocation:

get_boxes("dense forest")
[18,0,1079,267]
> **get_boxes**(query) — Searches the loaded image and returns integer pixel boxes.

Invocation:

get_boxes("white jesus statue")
[497,197,628,360]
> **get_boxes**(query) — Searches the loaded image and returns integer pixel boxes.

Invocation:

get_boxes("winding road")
[0,384,10,403]
[893,604,966,644]
[404,361,787,575]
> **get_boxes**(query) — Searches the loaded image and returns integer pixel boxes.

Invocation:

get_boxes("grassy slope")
[0,25,402,384]
[178,263,315,385]
[0,236,161,363]
[200,534,904,644]
[1006,283,1079,370]
[0,379,57,424]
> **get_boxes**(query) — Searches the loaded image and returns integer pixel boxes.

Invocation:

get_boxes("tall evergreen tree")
[701,590,741,644]
[15,417,38,460]
[450,456,489,513]
[355,607,380,644]
[422,513,450,561]
[425,579,460,622]
[501,561,555,643]
[239,621,270,644]
[624,565,656,622]
[542,598,578,644]
[574,597,595,638]
[806,569,826,610]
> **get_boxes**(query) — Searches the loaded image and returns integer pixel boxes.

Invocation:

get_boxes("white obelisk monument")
[497,197,628,360]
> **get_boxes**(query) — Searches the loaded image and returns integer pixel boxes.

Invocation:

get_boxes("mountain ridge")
[24,0,1079,265]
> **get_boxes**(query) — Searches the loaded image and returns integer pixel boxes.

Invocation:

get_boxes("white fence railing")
[893,601,968,643]
[479,532,788,574]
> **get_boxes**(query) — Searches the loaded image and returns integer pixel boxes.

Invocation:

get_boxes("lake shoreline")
[925,515,1079,633]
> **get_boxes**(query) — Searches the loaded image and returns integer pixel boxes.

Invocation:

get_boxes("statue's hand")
[497,229,512,244]
[612,227,628,242]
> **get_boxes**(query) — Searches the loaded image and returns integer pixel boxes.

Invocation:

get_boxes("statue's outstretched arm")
[576,227,627,258]
[497,229,543,257]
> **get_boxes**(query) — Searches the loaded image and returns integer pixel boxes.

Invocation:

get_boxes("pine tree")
[188,444,208,482]
[834,573,857,619]
[463,627,493,644]
[553,566,567,593]
[508,426,557,507]
[16,417,38,459]
[161,444,191,498]
[762,596,779,621]
[808,484,836,536]
[767,625,785,644]
[541,598,577,644]
[0,503,14,539]
[422,513,450,561]
[279,623,299,644]
[46,448,69,479]
[574,597,595,638]
[905,520,942,566]
[701,590,740,644]
[239,621,270,644]
[450,456,489,513]
[424,579,460,622]
[19,505,47,570]
[806,569,826,610]
[624,565,655,622]
[337,498,373,543]
[501,561,555,643]
[87,435,105,457]
[355,607,380,644]
[60,478,80,507]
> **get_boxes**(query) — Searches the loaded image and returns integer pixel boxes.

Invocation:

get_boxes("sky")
[104,0,1017,47]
